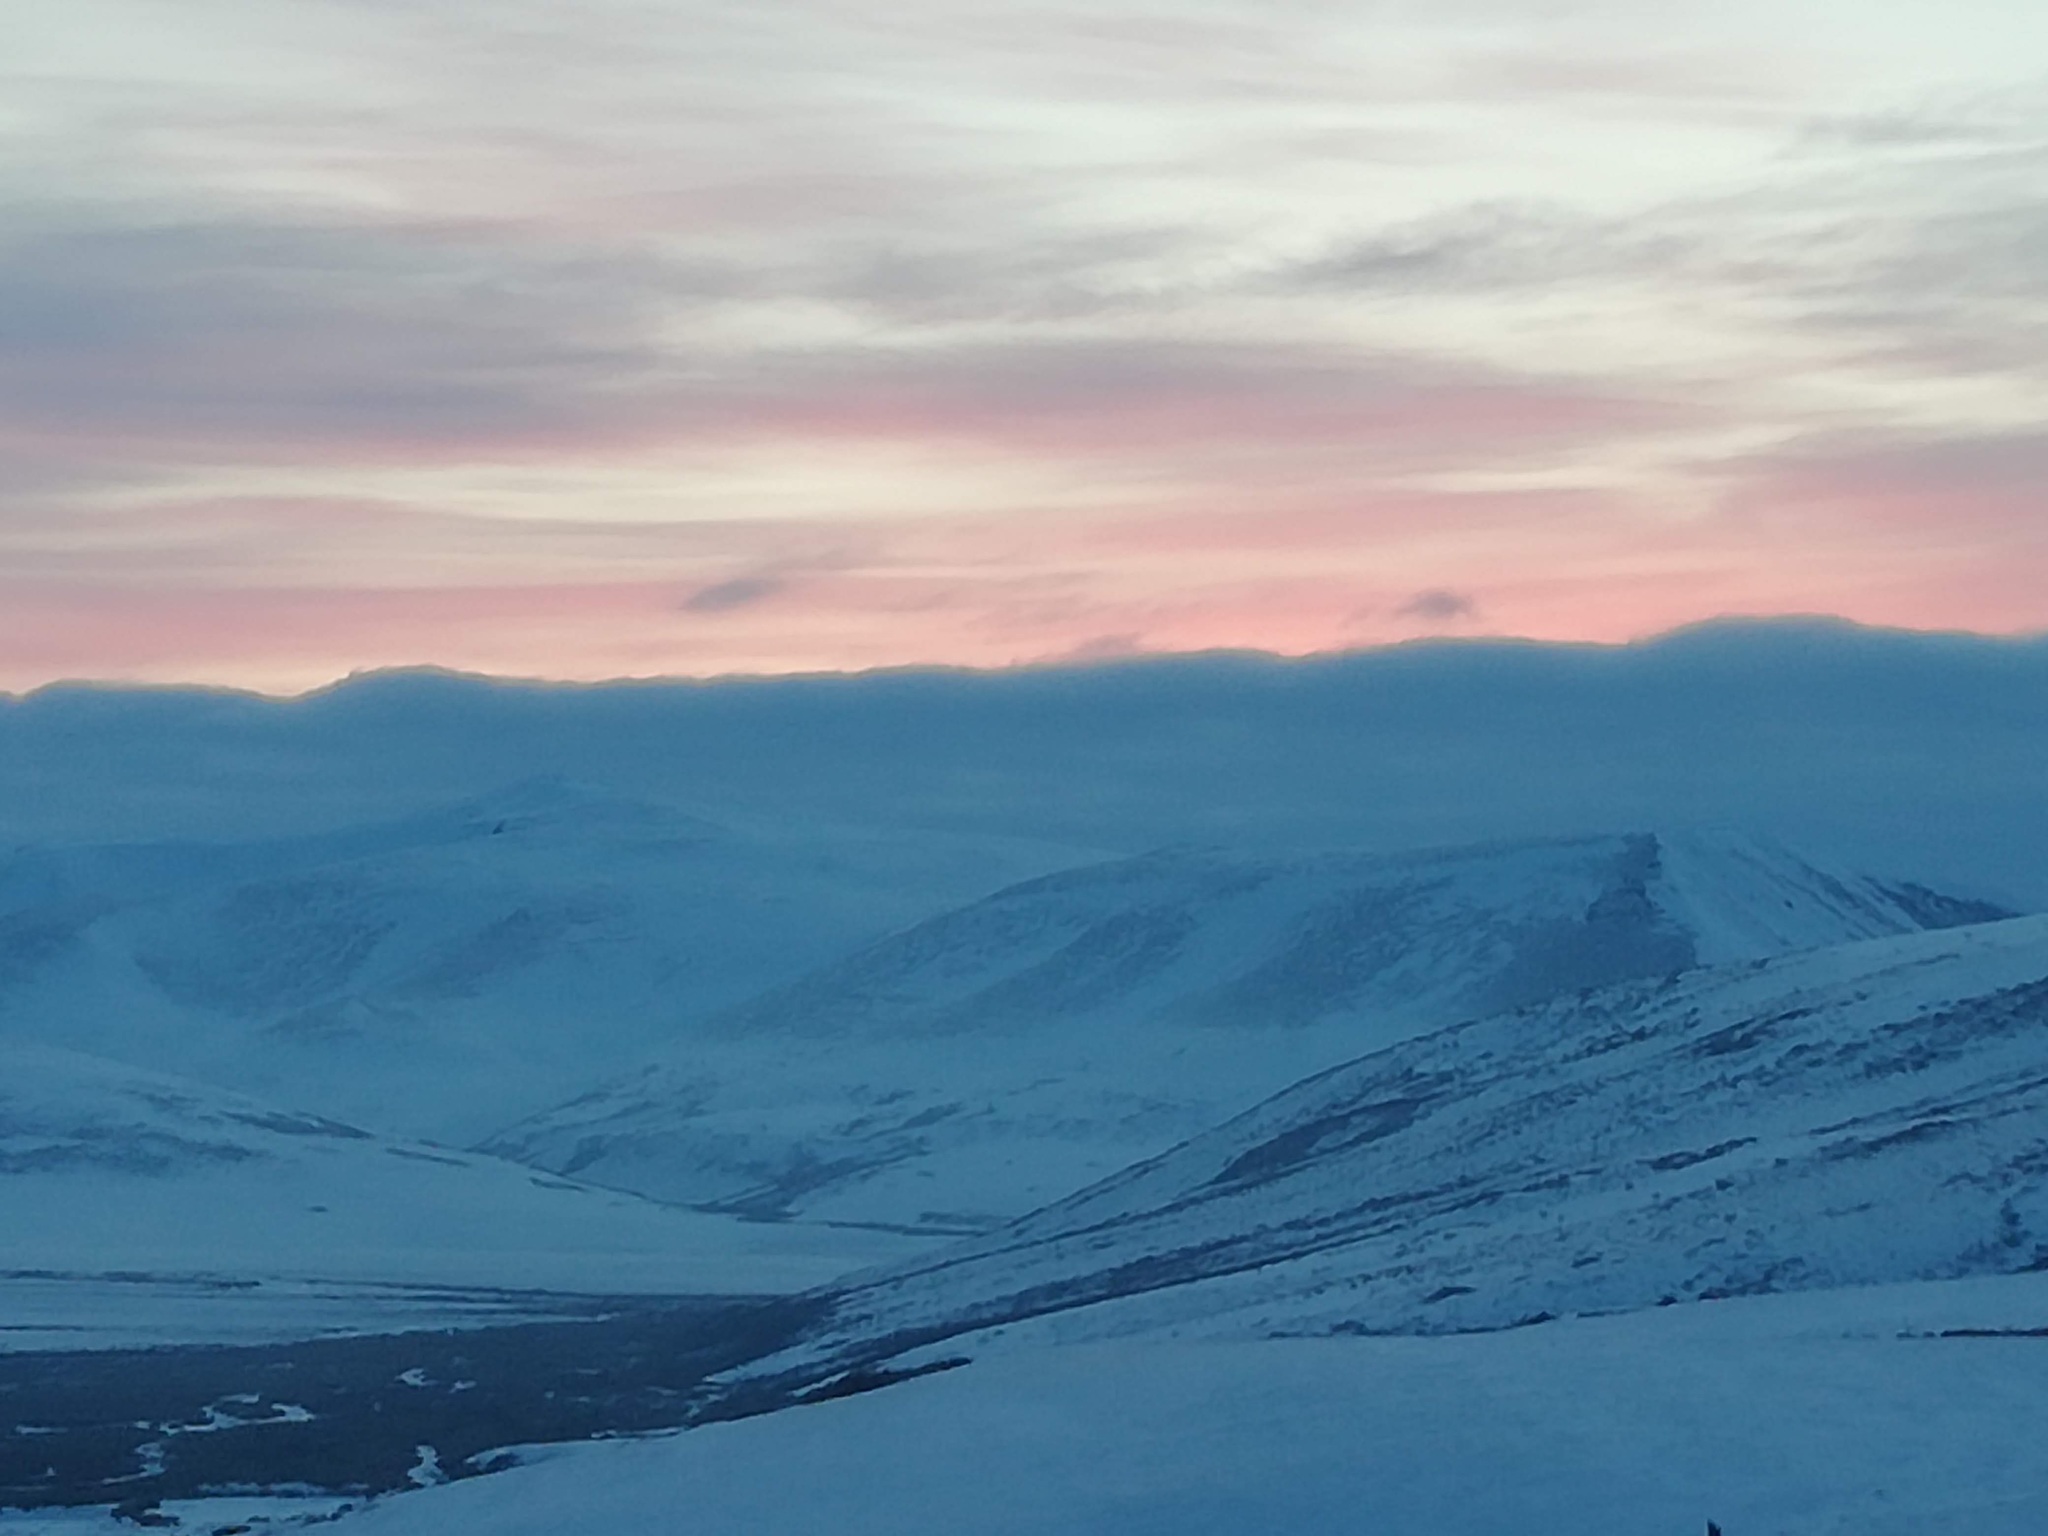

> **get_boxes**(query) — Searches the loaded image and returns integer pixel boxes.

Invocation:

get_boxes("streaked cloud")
[6,0,2047,690]
[681,575,790,614]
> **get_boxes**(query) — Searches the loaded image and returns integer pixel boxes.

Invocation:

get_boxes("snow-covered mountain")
[488,830,2004,1230]
[2,628,2047,1529]
[0,1039,927,1316]
[776,911,2048,1376]
[0,778,1081,1143]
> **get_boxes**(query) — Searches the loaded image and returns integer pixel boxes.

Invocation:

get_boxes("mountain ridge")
[9,616,2045,707]
[759,911,2048,1380]
[488,828,2006,1229]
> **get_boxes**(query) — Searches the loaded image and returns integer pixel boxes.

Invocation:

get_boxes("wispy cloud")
[681,574,789,613]
[0,205,694,468]
[7,0,2048,688]
[1398,588,1481,623]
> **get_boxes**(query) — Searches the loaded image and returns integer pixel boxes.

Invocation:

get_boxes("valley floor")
[0,1198,933,1356]
[9,1273,2047,1535]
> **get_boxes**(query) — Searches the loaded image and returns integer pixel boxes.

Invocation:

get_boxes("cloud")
[1791,89,2046,156]
[815,226,1195,325]
[681,574,788,613]
[0,201,739,472]
[1285,203,1601,294]
[5,0,2048,690]
[0,188,1695,503]
[713,337,1687,470]
[1722,429,2048,538]
[1452,44,1791,109]
[1037,633,1149,666]
[1398,588,1481,623]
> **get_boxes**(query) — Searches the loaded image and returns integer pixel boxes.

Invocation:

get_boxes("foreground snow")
[22,1274,2039,1536]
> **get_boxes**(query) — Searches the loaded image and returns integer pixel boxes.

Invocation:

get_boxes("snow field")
[165,1273,2048,1536]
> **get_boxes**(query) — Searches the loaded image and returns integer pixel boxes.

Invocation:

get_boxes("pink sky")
[5,0,2046,693]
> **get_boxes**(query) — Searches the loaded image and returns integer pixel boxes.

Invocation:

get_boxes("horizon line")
[9,613,2048,707]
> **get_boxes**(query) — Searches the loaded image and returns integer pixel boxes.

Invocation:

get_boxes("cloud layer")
[5,0,2047,690]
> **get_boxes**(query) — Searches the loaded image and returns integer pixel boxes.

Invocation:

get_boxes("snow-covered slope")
[0,778,1081,1143]
[781,912,2048,1371]
[0,1039,931,1323]
[205,1273,2048,1536]
[488,830,1999,1230]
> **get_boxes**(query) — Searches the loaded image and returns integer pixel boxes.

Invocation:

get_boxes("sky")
[4,0,2046,693]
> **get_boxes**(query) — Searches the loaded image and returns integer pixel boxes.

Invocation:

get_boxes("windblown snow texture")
[775,914,2048,1373]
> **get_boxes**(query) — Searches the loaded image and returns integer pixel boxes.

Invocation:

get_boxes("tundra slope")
[490,829,1996,1230]
[0,1038,926,1347]
[762,911,2048,1377]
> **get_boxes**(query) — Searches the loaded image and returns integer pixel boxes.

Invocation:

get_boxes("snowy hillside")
[211,1273,2048,1536]
[0,1039,930,1343]
[488,830,2000,1230]
[776,912,2048,1373]
[0,778,1081,1143]
[0,629,2045,1530]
